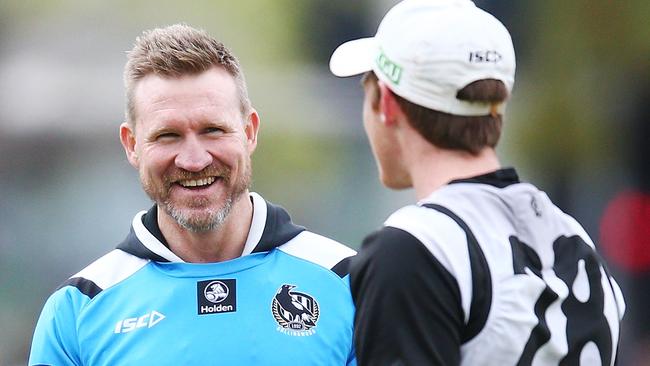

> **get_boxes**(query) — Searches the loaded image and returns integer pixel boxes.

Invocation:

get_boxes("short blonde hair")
[124,24,251,125]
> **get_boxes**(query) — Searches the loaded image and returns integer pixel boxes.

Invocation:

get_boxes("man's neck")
[157,194,254,263]
[409,147,501,201]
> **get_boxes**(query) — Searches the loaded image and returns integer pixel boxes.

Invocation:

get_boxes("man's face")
[121,67,259,232]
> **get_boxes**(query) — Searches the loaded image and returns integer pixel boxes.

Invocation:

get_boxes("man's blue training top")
[29,193,357,365]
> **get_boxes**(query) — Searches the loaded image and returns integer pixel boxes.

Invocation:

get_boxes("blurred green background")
[1,1,649,364]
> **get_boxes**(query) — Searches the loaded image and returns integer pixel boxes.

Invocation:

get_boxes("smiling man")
[29,24,356,365]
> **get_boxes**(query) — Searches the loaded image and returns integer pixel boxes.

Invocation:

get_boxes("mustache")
[164,165,231,185]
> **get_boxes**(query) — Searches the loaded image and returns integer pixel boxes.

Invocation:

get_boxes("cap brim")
[329,37,378,77]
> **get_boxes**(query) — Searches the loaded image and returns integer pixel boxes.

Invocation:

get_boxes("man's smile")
[176,176,217,188]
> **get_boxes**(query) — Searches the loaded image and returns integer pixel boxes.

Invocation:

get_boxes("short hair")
[362,72,509,155]
[124,24,251,125]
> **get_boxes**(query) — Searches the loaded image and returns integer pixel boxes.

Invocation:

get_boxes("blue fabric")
[29,249,356,365]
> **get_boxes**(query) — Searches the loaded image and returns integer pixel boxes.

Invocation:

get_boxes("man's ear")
[377,82,403,126]
[244,109,260,154]
[119,122,139,168]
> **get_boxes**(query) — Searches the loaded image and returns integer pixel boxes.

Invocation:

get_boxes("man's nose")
[175,136,213,172]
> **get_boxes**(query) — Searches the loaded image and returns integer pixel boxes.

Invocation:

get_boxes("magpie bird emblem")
[272,284,320,335]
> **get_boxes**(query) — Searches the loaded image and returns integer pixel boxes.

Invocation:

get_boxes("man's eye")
[205,127,224,134]
[156,132,179,140]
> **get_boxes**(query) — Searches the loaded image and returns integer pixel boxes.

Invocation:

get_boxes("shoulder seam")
[277,248,354,286]
[57,277,103,299]
[277,231,356,273]
[65,249,150,298]
[331,256,355,278]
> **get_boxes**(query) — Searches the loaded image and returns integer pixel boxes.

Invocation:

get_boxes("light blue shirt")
[30,193,357,365]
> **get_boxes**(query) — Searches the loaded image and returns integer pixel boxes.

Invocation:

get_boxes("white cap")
[329,0,516,116]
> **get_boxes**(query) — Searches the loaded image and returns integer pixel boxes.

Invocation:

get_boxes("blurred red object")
[600,190,650,273]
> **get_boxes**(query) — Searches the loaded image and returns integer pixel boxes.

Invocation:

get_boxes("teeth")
[178,176,216,188]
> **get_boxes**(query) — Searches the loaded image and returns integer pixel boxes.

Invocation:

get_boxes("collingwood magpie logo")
[197,279,236,315]
[272,284,320,336]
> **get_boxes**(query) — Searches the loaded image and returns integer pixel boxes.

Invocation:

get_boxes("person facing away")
[329,0,625,365]
[29,24,357,365]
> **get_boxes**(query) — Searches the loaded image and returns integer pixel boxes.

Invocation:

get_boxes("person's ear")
[119,122,139,168]
[377,82,402,126]
[244,109,260,154]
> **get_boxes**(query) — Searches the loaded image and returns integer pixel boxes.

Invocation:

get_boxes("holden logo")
[197,279,236,315]
[204,280,229,303]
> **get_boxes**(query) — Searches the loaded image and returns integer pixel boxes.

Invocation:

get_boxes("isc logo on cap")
[468,50,503,63]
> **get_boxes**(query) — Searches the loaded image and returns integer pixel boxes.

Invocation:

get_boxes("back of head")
[330,0,516,154]
[124,24,251,125]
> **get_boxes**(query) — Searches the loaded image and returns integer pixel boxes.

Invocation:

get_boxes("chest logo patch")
[197,279,236,315]
[272,284,320,336]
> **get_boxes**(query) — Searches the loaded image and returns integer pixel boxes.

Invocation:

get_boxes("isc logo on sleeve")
[197,279,237,315]
[114,310,166,334]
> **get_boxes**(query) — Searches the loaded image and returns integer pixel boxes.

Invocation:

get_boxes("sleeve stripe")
[331,256,354,278]
[423,203,492,343]
[58,277,102,299]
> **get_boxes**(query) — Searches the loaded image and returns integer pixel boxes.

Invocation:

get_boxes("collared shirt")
[30,193,357,365]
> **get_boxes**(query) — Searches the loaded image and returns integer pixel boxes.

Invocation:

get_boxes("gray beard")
[140,159,252,234]
[162,195,235,233]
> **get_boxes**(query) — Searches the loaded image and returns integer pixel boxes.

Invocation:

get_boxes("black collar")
[142,205,168,247]
[116,194,305,262]
[448,167,520,188]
